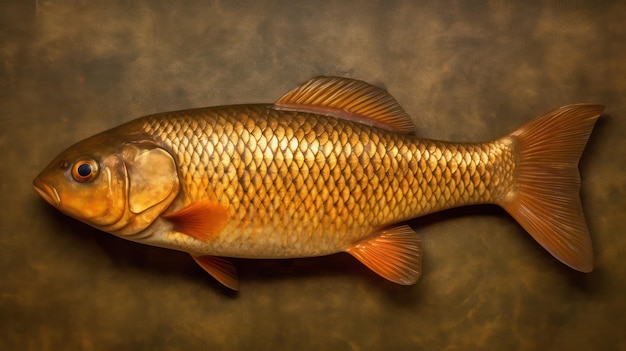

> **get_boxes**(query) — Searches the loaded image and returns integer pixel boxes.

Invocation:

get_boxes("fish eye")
[71,159,98,182]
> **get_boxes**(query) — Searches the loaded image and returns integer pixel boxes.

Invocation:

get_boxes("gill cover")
[126,146,179,214]
[112,143,180,235]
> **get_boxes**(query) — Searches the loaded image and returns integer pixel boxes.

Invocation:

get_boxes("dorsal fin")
[274,76,415,134]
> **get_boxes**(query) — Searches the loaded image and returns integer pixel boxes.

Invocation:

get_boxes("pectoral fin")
[162,201,230,242]
[345,225,422,285]
[192,255,239,291]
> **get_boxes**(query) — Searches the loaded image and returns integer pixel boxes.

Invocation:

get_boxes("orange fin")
[192,255,239,291]
[345,225,422,285]
[274,76,415,134]
[162,201,230,242]
[502,103,604,272]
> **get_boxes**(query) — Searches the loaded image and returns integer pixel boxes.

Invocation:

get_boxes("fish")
[33,76,604,290]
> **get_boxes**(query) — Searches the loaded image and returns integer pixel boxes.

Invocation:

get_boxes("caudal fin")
[501,104,604,272]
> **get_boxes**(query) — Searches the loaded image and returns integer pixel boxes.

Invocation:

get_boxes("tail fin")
[501,104,604,272]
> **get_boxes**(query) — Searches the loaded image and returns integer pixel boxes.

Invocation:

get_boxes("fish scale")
[141,104,514,258]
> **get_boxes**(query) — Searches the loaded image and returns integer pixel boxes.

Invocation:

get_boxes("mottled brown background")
[1,1,624,350]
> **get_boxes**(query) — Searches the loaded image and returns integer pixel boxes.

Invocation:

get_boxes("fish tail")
[500,103,604,272]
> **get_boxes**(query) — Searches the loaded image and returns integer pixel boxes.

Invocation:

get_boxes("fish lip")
[33,179,61,207]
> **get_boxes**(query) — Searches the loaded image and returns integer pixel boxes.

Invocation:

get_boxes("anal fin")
[192,255,239,291]
[345,225,422,285]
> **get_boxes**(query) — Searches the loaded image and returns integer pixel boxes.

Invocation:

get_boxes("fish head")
[33,127,180,236]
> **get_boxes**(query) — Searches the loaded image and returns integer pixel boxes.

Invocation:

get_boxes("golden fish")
[33,77,603,290]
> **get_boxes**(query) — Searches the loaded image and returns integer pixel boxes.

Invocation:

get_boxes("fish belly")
[141,105,515,258]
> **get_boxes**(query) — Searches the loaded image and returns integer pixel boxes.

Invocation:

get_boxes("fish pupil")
[77,163,92,177]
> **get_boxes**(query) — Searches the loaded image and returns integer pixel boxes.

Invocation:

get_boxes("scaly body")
[138,105,514,258]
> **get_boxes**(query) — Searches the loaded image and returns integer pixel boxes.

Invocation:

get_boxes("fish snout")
[33,178,61,207]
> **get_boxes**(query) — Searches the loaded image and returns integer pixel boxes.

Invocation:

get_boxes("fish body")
[137,104,512,257]
[33,77,603,290]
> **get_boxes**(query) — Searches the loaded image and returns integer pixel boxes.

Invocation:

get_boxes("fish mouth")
[33,178,61,207]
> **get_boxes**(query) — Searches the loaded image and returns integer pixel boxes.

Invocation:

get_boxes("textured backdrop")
[1,1,625,350]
